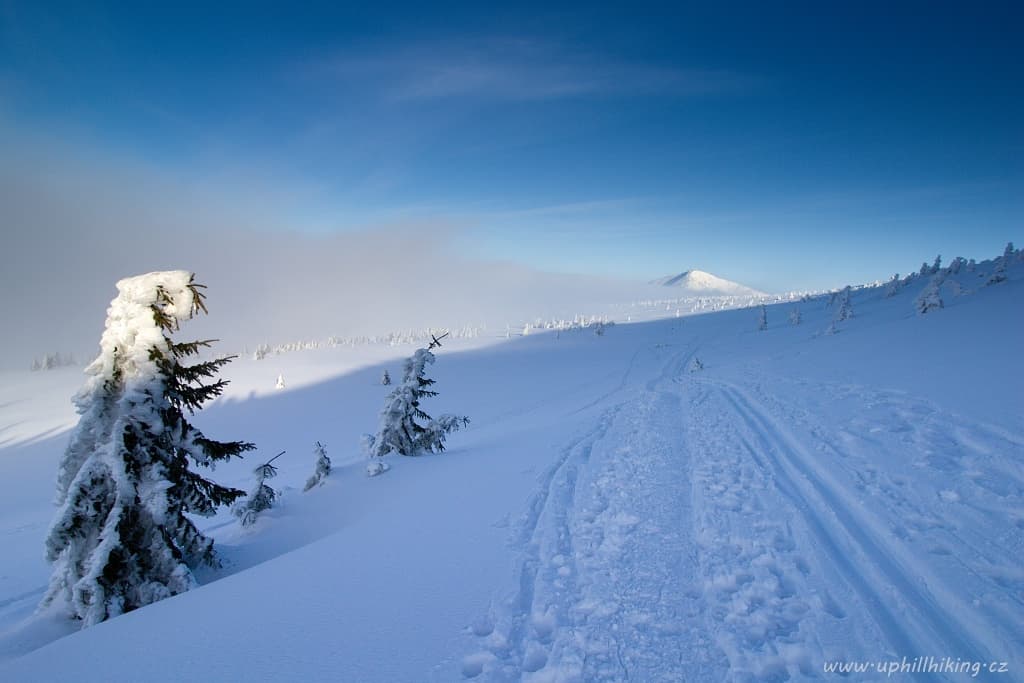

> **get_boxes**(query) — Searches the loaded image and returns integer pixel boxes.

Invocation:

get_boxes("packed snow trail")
[464,343,725,681]
[464,334,1023,681]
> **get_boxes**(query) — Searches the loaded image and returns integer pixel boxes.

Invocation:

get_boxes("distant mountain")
[649,269,768,297]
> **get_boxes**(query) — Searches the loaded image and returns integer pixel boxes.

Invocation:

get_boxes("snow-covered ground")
[0,252,1021,681]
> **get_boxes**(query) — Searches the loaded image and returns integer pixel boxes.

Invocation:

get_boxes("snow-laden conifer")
[884,274,901,298]
[916,275,945,314]
[43,271,252,626]
[788,308,802,325]
[836,286,854,321]
[235,451,284,526]
[757,305,768,331]
[381,370,391,386]
[986,258,1007,286]
[303,442,332,491]
[369,348,469,457]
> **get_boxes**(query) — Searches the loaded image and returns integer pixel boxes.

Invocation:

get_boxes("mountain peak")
[649,269,767,297]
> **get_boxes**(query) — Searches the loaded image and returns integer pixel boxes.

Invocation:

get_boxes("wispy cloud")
[302,37,762,103]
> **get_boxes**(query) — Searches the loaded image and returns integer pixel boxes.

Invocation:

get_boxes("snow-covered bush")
[757,305,768,331]
[235,452,284,526]
[788,308,802,325]
[42,271,253,626]
[381,370,391,386]
[303,442,332,491]
[370,348,469,457]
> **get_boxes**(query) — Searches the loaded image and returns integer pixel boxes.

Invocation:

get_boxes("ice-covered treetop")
[85,270,199,388]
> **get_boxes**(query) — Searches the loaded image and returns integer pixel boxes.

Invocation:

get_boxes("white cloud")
[303,37,761,103]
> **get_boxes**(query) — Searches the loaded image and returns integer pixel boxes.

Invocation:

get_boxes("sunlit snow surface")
[0,256,1021,682]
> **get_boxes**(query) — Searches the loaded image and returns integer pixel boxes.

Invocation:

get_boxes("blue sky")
[1,1,1021,290]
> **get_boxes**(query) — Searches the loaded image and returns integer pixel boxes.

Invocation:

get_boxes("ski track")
[460,340,1022,682]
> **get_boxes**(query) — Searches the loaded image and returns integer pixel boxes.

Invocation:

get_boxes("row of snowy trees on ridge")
[43,270,468,627]
[755,243,1019,333]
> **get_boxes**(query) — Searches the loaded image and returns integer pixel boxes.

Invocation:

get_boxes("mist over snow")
[0,134,643,371]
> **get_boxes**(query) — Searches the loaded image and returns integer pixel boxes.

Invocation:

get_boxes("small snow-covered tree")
[967,258,976,272]
[235,452,284,526]
[986,257,1007,286]
[381,369,391,386]
[884,273,901,298]
[788,308,802,325]
[837,286,854,321]
[947,257,964,275]
[303,442,332,491]
[919,261,931,276]
[931,255,942,274]
[43,271,252,626]
[369,348,469,457]
[275,374,285,390]
[757,305,768,331]
[916,276,944,314]
[1004,242,1015,260]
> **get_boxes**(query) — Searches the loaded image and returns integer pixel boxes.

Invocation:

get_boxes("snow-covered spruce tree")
[303,442,332,491]
[370,348,469,457]
[931,255,942,274]
[986,257,1007,286]
[916,275,944,314]
[789,308,802,325]
[235,451,284,526]
[381,369,391,386]
[757,305,768,331]
[43,271,253,626]
[884,273,901,298]
[837,286,854,321]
